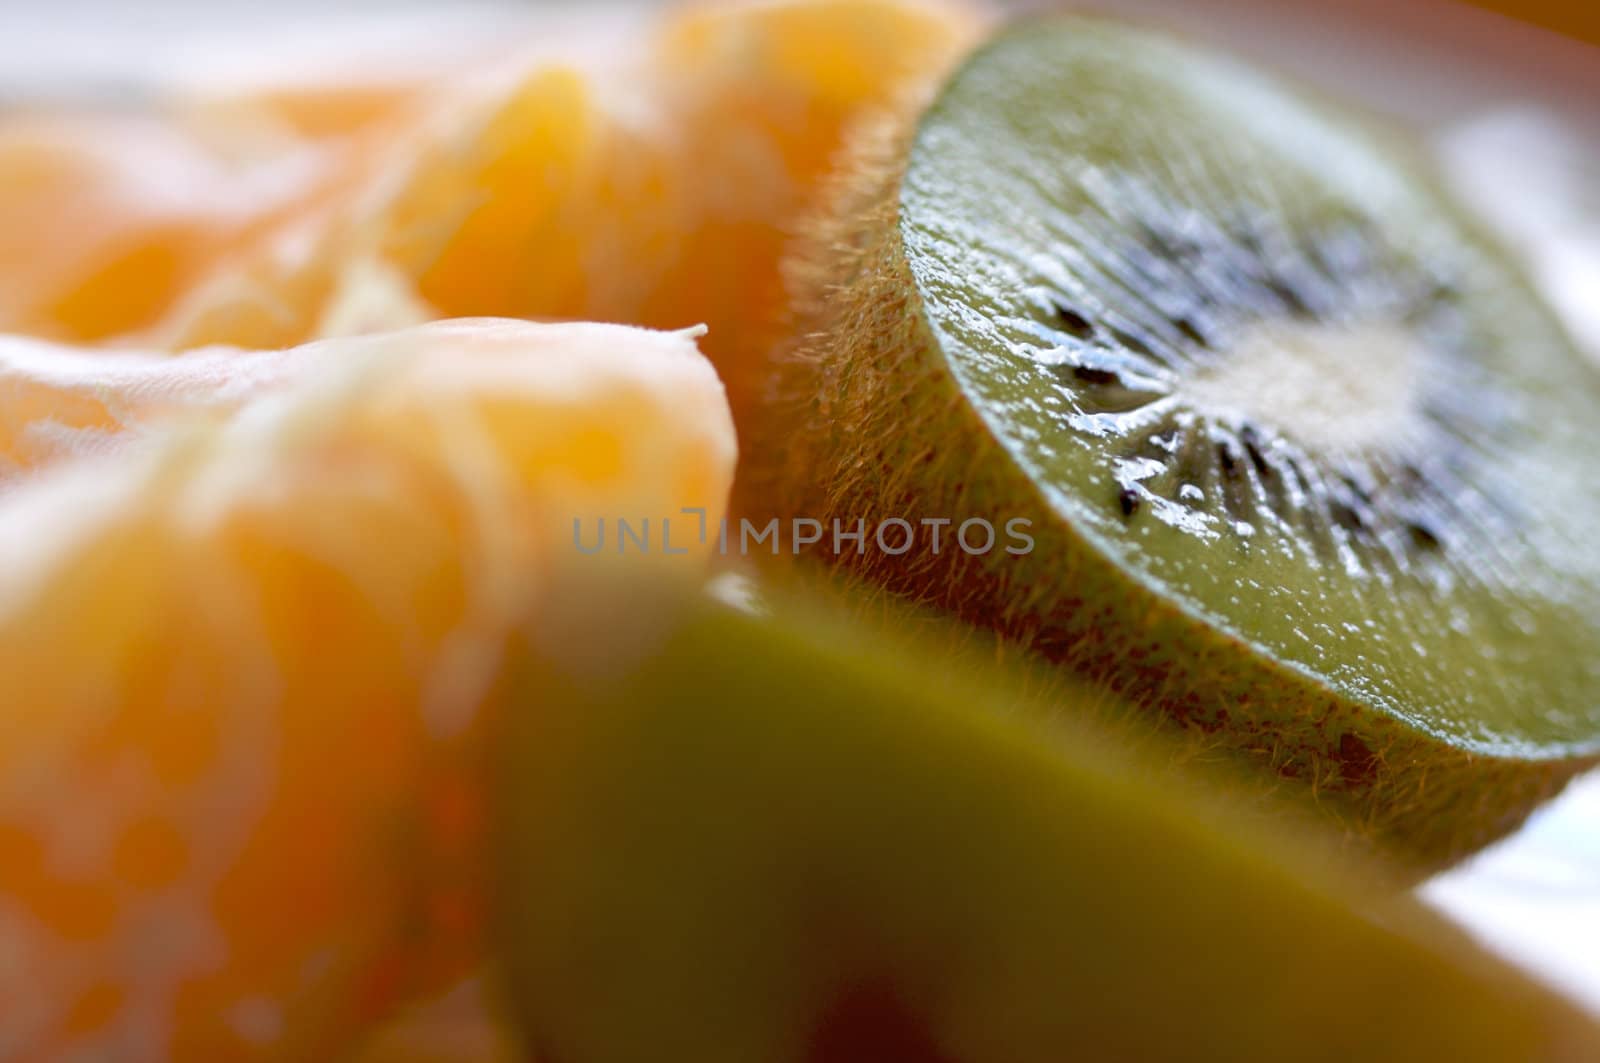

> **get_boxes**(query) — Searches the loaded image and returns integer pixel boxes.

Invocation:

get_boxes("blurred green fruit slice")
[493,579,1600,1063]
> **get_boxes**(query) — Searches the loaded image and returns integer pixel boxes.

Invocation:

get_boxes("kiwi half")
[494,579,1600,1062]
[743,17,1600,868]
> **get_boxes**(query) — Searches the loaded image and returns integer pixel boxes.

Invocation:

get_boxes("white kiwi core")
[1187,322,1428,458]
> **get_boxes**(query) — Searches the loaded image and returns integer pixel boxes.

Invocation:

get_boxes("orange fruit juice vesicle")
[155,0,987,425]
[0,318,735,1059]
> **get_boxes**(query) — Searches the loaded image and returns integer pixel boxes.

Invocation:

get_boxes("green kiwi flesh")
[747,17,1600,867]
[493,578,1600,1063]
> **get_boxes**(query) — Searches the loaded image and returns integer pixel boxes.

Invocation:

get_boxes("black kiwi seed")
[1408,522,1443,551]
[1339,474,1375,507]
[1119,489,1141,517]
[1074,365,1121,386]
[1241,427,1273,478]
[1217,441,1241,478]
[1331,499,1367,535]
[1054,303,1096,339]
[1172,316,1210,348]
[1266,275,1312,318]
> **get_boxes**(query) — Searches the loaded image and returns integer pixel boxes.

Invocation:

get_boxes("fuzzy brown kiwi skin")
[737,106,1597,875]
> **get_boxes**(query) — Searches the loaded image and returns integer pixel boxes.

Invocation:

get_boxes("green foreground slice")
[492,580,1599,1063]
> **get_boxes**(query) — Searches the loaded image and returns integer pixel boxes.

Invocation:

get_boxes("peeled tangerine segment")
[0,109,352,343]
[757,16,1600,865]
[494,583,1600,1063]
[0,319,734,1059]
[154,0,984,421]
[0,334,313,476]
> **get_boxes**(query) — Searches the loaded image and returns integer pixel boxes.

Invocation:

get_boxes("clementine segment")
[2,2,981,376]
[0,334,312,477]
[155,0,985,421]
[0,319,734,1058]
[0,112,347,343]
[640,0,985,417]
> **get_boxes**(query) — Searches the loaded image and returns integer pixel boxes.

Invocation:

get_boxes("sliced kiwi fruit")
[493,577,1600,1063]
[742,17,1600,868]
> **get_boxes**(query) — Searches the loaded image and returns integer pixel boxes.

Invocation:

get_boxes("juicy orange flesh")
[0,111,359,343]
[0,0,979,1054]
[0,335,318,475]
[150,1,984,416]
[0,319,734,1058]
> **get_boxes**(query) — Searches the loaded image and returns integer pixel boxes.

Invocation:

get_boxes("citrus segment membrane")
[0,319,733,1058]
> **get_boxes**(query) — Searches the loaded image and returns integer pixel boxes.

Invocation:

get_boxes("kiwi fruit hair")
[493,574,1600,1062]
[738,17,1600,871]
